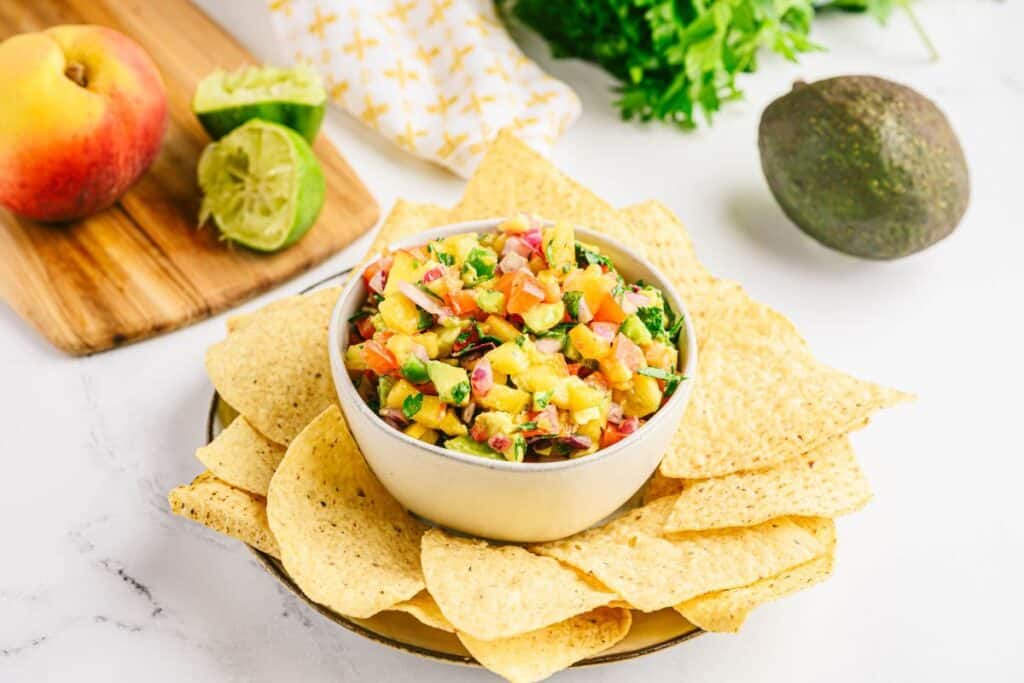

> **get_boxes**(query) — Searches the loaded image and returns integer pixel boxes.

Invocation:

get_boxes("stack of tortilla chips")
[169,131,911,683]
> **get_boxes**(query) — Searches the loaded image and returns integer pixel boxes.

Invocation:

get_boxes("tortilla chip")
[533,497,822,612]
[459,606,631,683]
[660,299,913,479]
[421,527,617,641]
[224,294,305,334]
[370,199,451,254]
[388,590,455,633]
[195,417,285,497]
[674,518,836,632]
[267,406,426,618]
[665,438,870,532]
[451,130,634,246]
[215,396,240,428]
[641,470,685,504]
[168,471,279,558]
[205,287,341,445]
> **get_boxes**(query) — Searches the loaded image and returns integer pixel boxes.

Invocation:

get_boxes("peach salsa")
[343,217,685,462]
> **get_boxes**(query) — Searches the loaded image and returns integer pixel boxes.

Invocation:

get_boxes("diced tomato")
[363,340,398,376]
[566,362,583,376]
[593,296,627,324]
[470,422,489,442]
[413,381,438,396]
[506,271,544,315]
[354,316,376,340]
[600,423,627,448]
[448,289,479,315]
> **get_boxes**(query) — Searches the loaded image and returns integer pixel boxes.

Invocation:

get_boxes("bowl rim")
[327,217,698,473]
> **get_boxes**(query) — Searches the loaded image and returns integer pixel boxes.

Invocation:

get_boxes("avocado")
[620,314,653,346]
[474,289,505,314]
[400,356,429,384]
[426,360,471,406]
[444,435,503,460]
[758,75,969,259]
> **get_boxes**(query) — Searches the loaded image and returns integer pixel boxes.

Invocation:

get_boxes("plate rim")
[207,268,705,667]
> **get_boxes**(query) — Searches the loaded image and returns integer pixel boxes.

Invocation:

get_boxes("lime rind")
[198,119,325,252]
[193,64,327,142]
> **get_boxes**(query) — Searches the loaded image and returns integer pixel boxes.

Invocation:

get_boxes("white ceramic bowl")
[328,219,697,542]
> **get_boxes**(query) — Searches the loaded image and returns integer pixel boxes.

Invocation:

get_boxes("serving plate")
[209,269,703,667]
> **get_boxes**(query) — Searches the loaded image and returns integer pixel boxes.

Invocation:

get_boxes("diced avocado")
[444,435,503,460]
[474,289,505,314]
[400,356,429,384]
[461,246,498,285]
[621,314,653,346]
[426,360,471,406]
[522,301,565,333]
[377,375,396,405]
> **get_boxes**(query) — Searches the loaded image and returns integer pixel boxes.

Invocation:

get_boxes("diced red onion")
[620,416,640,435]
[537,405,559,432]
[379,407,409,426]
[521,227,542,253]
[461,401,477,423]
[591,322,618,341]
[470,357,494,395]
[606,402,624,425]
[398,281,449,317]
[625,290,649,309]
[499,251,527,273]
[502,236,533,258]
[534,337,562,354]
[488,433,511,452]
[563,434,592,449]
[411,344,429,362]
[614,333,645,371]
[367,269,386,295]
[576,297,594,323]
[422,266,444,283]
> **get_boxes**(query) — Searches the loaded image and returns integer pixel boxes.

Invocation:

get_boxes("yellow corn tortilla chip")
[532,497,823,612]
[458,606,632,683]
[370,199,451,254]
[168,471,280,558]
[421,527,617,641]
[195,417,285,497]
[674,518,836,632]
[224,294,305,334]
[660,299,913,479]
[205,287,341,445]
[641,470,685,504]
[388,590,455,632]
[267,406,426,618]
[665,437,871,532]
[451,130,635,247]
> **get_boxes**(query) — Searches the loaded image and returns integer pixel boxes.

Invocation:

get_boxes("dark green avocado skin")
[758,75,969,260]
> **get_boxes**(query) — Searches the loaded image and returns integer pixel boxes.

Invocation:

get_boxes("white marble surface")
[2,1,1022,681]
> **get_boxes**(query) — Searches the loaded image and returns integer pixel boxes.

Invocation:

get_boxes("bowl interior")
[328,218,697,472]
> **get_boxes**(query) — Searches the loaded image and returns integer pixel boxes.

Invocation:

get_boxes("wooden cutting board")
[0,0,378,355]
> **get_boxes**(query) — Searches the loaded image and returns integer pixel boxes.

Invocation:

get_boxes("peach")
[0,25,167,222]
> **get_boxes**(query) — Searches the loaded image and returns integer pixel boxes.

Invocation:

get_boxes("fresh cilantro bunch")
[502,0,933,129]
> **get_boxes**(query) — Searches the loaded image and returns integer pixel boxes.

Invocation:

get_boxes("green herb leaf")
[574,241,611,269]
[428,241,455,266]
[451,381,470,406]
[562,290,583,320]
[515,421,538,432]
[402,393,424,420]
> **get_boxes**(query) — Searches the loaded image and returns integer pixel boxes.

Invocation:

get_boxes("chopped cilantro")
[402,392,423,420]
[450,382,470,406]
[574,241,611,269]
[428,241,454,266]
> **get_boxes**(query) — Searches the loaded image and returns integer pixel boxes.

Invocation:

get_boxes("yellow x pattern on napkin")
[268,0,581,176]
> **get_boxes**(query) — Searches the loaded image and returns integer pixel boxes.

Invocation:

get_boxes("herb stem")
[900,0,939,62]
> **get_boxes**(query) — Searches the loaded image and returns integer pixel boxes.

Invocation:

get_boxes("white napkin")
[267,0,581,177]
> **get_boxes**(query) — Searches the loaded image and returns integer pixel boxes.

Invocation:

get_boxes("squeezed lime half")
[193,64,327,142]
[198,119,325,252]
